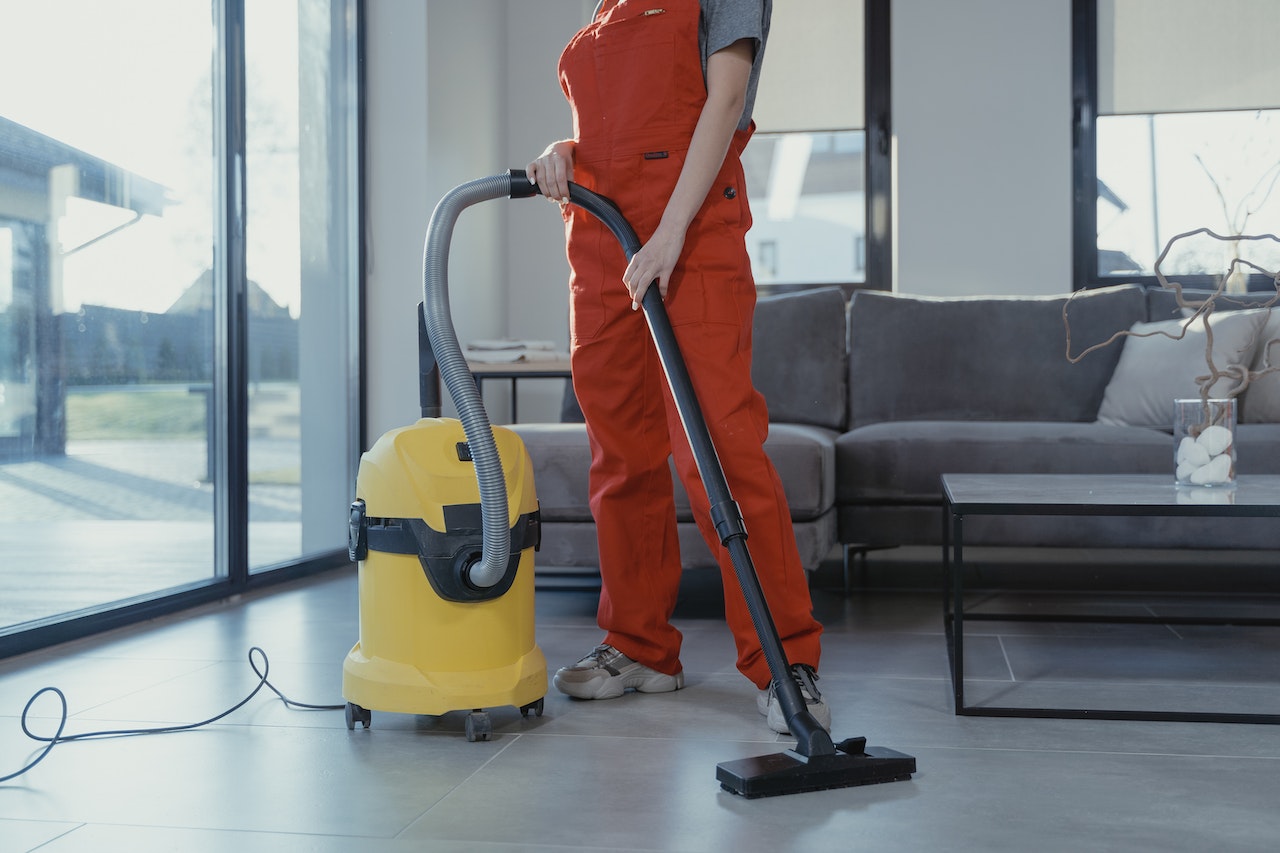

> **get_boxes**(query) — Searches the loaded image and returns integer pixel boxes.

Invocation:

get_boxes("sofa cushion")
[670,423,837,521]
[506,423,594,520]
[1237,423,1280,473]
[751,287,848,430]
[1143,286,1280,424]
[846,284,1148,428]
[835,420,1173,504]
[1095,310,1265,429]
[1244,309,1280,423]
[511,421,837,522]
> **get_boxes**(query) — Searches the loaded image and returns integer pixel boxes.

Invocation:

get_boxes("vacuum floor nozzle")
[716,738,917,799]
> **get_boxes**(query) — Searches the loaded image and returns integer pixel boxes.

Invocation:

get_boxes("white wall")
[364,1,428,442]
[893,0,1072,296]
[501,2,589,424]
[365,0,585,441]
[364,0,1076,441]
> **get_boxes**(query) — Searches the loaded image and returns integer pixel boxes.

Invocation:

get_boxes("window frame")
[1072,0,1279,292]
[750,0,890,298]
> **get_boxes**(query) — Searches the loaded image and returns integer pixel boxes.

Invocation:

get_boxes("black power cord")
[0,646,344,784]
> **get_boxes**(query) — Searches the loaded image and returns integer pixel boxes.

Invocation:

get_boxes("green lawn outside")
[66,387,207,440]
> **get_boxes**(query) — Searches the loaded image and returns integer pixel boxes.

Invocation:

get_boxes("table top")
[467,359,573,376]
[941,473,1280,517]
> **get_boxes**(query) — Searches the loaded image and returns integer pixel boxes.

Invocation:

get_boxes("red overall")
[558,0,822,689]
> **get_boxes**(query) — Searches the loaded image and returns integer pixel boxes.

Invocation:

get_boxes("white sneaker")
[756,664,832,734]
[553,644,685,700]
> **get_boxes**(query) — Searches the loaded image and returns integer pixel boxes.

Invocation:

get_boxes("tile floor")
[2,553,1279,852]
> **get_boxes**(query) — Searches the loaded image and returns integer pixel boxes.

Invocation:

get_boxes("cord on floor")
[0,646,343,784]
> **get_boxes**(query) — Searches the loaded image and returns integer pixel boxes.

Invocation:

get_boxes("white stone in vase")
[1196,424,1234,457]
[1189,453,1233,485]
[1176,437,1210,467]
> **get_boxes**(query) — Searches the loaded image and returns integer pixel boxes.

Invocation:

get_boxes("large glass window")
[245,0,360,572]
[0,1,360,647]
[745,0,878,290]
[743,130,866,287]
[1080,0,1280,287]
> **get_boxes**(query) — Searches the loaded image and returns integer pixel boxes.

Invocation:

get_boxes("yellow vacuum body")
[342,417,546,730]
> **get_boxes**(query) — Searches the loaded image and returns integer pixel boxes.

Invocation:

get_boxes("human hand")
[526,140,576,203]
[623,222,685,310]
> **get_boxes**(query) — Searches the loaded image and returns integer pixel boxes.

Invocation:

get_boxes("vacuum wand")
[509,169,915,797]
[510,169,823,745]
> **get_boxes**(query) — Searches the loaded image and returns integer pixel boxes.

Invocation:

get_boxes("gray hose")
[422,173,516,589]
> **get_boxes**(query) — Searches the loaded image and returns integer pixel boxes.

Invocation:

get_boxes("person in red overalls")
[527,0,827,734]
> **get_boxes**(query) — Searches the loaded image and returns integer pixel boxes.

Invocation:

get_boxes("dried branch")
[1064,229,1280,407]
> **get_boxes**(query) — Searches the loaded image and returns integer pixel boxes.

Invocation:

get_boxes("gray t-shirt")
[700,0,772,130]
[590,0,772,130]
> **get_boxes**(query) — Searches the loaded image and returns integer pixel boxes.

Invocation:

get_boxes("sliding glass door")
[0,0,360,648]
[244,0,360,572]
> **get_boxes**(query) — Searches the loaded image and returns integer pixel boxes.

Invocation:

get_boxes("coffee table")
[942,473,1280,724]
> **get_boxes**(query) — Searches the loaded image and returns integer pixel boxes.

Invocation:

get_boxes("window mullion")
[1072,0,1099,290]
[214,0,250,586]
[864,0,891,292]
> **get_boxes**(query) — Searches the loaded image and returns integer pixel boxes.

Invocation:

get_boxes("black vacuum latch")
[348,500,368,562]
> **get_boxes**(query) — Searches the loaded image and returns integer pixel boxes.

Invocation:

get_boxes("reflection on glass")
[742,130,866,286]
[1176,486,1237,506]
[0,1,215,628]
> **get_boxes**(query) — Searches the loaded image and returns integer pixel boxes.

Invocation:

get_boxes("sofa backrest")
[846,284,1148,428]
[751,287,849,430]
[1146,285,1279,321]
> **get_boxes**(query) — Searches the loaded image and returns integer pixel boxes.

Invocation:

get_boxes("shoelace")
[581,644,624,668]
[792,665,822,701]
[772,665,822,703]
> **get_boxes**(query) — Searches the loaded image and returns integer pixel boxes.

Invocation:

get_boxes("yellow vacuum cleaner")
[342,174,548,741]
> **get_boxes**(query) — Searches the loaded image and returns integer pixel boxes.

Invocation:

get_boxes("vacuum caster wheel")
[345,702,371,730]
[465,710,492,742]
[520,698,545,718]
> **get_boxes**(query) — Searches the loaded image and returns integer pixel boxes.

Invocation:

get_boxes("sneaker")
[553,644,685,700]
[756,664,832,734]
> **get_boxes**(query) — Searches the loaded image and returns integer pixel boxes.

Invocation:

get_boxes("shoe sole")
[554,670,684,700]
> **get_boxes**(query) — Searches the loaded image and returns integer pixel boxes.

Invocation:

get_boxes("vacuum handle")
[508,168,541,200]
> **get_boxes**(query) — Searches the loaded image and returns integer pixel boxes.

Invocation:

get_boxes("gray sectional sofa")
[511,283,1280,573]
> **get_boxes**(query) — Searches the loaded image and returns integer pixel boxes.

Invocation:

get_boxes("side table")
[942,473,1280,724]
[468,359,572,423]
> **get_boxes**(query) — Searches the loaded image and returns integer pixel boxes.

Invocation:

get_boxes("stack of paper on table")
[465,339,570,364]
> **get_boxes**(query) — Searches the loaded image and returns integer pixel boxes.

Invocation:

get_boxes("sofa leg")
[841,544,897,595]
[842,546,867,595]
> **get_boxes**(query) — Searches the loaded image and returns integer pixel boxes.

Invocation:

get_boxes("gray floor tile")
[4,564,1280,853]
[999,631,1280,683]
[0,721,497,837]
[0,820,80,853]
[30,824,579,853]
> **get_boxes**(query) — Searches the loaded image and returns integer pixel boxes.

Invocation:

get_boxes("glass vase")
[1174,398,1236,487]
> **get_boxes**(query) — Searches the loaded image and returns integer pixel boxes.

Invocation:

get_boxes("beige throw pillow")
[1242,310,1280,423]
[1095,310,1265,429]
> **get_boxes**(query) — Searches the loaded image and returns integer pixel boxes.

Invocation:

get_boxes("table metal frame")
[468,360,572,423]
[942,473,1280,724]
